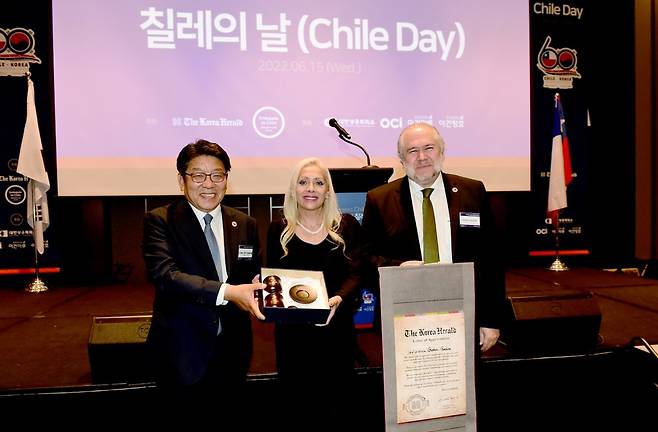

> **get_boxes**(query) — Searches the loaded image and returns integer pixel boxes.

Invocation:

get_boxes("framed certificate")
[379,263,477,431]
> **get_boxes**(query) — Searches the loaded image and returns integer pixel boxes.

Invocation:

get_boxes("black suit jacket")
[362,173,506,329]
[143,199,261,386]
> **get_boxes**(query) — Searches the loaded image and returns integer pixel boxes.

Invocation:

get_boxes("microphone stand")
[337,134,378,168]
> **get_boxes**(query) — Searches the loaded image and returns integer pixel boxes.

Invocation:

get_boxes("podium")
[329,167,394,193]
[379,263,477,431]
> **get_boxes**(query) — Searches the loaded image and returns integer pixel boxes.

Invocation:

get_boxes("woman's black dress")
[265,214,363,384]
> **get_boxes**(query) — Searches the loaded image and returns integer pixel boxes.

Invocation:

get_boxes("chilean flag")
[547,93,572,225]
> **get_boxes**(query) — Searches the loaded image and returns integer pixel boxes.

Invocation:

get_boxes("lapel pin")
[452,187,458,193]
[232,221,238,227]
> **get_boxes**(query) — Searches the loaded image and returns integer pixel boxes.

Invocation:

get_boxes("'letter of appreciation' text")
[394,311,466,423]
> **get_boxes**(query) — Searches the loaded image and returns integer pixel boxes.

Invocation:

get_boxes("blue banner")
[529,1,590,259]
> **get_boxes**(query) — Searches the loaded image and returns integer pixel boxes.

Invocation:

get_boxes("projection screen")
[52,0,530,196]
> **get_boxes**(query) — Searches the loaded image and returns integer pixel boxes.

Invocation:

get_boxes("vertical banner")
[0,19,59,274]
[529,1,590,259]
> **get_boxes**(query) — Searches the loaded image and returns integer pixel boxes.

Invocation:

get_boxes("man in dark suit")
[142,139,265,408]
[362,123,506,351]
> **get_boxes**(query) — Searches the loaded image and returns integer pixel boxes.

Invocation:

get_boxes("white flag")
[17,76,50,254]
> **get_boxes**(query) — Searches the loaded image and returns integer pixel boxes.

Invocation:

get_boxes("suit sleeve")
[474,183,508,330]
[142,209,220,306]
[244,214,263,281]
[362,192,406,270]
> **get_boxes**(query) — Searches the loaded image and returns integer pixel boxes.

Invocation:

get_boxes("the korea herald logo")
[536,36,581,89]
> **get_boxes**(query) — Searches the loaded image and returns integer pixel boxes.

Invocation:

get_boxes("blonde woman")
[265,157,363,425]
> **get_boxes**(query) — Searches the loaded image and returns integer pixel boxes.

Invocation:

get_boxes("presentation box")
[258,267,330,324]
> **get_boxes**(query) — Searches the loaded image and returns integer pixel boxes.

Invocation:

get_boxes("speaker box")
[502,292,602,354]
[88,314,154,383]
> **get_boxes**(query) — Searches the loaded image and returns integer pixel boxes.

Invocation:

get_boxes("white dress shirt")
[189,204,229,305]
[408,173,453,263]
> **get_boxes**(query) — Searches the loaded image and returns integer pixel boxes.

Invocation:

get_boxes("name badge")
[238,245,253,260]
[459,212,480,228]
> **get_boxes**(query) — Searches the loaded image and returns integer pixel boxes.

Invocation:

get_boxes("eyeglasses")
[185,172,227,183]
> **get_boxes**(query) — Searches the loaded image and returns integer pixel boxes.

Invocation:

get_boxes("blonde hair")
[280,157,344,256]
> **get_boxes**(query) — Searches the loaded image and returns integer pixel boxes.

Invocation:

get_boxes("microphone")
[328,118,351,140]
[328,117,377,167]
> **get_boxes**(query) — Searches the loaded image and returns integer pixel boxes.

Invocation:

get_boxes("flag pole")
[547,92,571,272]
[548,210,569,272]
[25,180,48,293]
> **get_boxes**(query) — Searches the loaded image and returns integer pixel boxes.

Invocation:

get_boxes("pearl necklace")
[296,221,324,235]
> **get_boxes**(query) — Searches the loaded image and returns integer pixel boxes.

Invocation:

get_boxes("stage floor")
[1,267,657,390]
